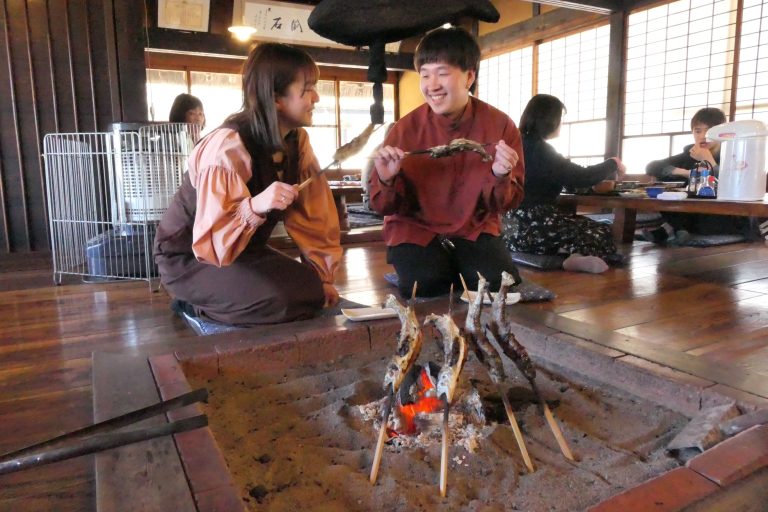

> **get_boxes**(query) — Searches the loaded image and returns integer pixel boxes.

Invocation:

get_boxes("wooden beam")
[605,11,627,157]
[478,8,608,56]
[520,0,620,14]
[144,28,415,71]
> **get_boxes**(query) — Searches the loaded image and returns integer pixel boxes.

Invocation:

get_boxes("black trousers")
[387,233,521,298]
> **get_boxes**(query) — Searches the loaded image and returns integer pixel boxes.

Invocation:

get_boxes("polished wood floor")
[1,237,767,510]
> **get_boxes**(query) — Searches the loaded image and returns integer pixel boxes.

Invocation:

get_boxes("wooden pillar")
[605,10,626,158]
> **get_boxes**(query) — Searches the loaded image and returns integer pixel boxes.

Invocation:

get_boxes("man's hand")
[373,145,405,185]
[689,145,716,166]
[492,140,519,177]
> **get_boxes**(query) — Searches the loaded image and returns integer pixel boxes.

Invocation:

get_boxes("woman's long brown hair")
[226,43,319,151]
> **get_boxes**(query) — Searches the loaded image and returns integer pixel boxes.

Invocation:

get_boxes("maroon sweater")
[368,97,525,247]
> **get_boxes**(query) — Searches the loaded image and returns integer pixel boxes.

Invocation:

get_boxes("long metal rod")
[0,388,208,462]
[0,415,208,476]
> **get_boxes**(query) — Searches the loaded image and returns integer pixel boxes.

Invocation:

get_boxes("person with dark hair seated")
[368,27,525,297]
[154,44,341,326]
[169,93,206,129]
[644,107,748,243]
[502,94,626,273]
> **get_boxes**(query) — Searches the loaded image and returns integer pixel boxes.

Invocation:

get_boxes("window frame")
[144,50,400,157]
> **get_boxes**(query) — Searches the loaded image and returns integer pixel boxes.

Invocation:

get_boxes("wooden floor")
[1,237,767,510]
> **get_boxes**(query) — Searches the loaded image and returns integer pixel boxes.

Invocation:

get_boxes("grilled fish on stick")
[486,271,536,384]
[298,123,379,191]
[407,138,493,162]
[371,290,422,485]
[382,294,423,393]
[459,273,535,473]
[424,313,467,404]
[463,276,505,384]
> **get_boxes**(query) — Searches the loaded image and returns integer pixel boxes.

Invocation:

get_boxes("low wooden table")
[557,192,768,243]
[329,182,363,231]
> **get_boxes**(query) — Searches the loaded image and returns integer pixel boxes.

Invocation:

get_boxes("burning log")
[459,273,535,474]
[370,283,423,485]
[484,272,575,463]
[423,285,468,497]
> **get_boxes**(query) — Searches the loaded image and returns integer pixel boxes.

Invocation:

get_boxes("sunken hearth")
[131,299,768,512]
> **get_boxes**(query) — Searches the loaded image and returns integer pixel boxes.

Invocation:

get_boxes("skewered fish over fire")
[485,271,536,384]
[424,313,467,405]
[383,293,424,393]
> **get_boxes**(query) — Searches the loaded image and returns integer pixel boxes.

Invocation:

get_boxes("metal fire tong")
[0,388,208,475]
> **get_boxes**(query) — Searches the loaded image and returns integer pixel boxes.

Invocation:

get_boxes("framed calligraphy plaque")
[158,0,211,32]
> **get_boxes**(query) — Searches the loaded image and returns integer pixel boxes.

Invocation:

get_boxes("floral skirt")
[503,205,617,258]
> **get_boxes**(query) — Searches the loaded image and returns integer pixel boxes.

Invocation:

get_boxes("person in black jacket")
[503,94,626,273]
[644,107,747,243]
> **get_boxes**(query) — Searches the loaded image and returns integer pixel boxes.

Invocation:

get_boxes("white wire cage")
[43,123,200,286]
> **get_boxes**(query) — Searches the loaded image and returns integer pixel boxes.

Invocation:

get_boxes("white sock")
[562,254,609,274]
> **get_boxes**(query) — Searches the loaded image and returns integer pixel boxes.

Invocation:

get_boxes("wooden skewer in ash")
[484,271,575,462]
[423,284,468,497]
[370,282,422,485]
[458,273,535,474]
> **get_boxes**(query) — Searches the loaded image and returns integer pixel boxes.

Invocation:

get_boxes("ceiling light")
[228,25,257,42]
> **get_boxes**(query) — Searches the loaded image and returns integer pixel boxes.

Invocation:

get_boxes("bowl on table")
[645,186,665,198]
[615,181,640,191]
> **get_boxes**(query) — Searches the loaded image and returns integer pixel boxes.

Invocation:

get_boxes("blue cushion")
[510,252,565,271]
[680,233,748,247]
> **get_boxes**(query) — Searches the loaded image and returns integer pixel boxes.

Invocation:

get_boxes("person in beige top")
[153,43,342,325]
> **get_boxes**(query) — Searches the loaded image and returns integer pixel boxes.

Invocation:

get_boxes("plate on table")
[342,307,398,321]
[618,191,646,198]
[460,291,521,305]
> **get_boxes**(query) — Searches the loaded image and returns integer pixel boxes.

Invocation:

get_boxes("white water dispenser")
[706,120,768,201]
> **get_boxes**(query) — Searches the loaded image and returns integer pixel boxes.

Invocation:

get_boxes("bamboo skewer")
[457,273,535,474]
[369,385,394,485]
[543,402,575,461]
[499,387,536,473]
[370,281,420,485]
[439,396,450,497]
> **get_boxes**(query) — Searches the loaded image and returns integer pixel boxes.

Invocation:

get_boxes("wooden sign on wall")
[158,0,211,32]
[242,0,400,51]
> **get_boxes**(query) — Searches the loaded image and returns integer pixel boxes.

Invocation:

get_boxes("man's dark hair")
[691,107,726,129]
[414,27,480,93]
[519,94,566,139]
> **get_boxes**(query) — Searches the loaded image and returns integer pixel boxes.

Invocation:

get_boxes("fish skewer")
[424,285,468,496]
[299,123,380,191]
[370,282,422,484]
[485,272,575,462]
[459,274,535,474]
[405,138,493,161]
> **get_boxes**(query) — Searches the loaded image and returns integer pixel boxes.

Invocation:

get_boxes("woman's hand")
[322,282,339,308]
[373,145,405,185]
[492,140,519,177]
[249,182,298,215]
[610,157,627,180]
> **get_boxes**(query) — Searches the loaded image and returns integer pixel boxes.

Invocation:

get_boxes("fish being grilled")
[382,294,423,393]
[464,275,505,385]
[424,313,467,404]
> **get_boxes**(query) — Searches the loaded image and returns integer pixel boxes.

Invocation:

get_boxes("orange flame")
[393,368,443,436]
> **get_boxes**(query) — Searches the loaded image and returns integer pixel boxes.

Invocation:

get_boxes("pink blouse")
[186,128,341,284]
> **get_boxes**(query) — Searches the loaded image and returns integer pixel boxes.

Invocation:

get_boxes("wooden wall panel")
[0,0,145,256]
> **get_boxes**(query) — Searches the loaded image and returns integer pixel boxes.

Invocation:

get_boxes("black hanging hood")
[308,1,500,124]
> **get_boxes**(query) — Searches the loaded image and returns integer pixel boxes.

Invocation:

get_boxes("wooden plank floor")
[0,238,767,510]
